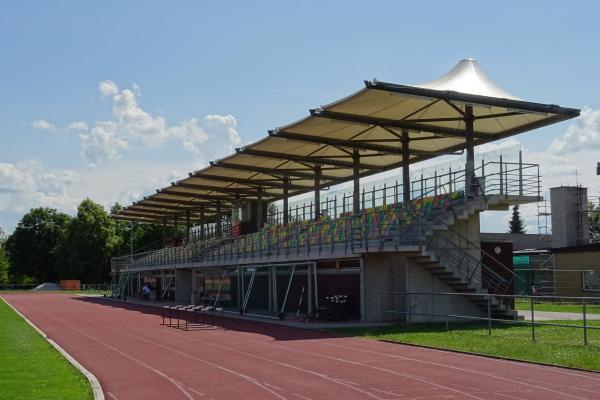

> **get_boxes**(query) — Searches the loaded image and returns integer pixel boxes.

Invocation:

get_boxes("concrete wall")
[175,268,193,303]
[480,232,552,250]
[361,251,486,322]
[406,258,485,322]
[551,186,589,248]
[554,251,600,297]
[362,253,408,322]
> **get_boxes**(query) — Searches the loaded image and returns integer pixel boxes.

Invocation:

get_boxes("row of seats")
[207,191,464,256]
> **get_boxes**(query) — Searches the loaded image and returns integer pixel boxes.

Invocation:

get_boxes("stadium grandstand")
[110,59,579,322]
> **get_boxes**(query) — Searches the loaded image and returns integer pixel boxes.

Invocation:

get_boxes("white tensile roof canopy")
[113,59,580,225]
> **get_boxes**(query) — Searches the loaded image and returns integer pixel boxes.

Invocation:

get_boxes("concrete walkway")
[518,310,600,321]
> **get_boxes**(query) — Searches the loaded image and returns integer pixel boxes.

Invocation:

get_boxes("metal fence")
[267,156,540,224]
[379,291,600,346]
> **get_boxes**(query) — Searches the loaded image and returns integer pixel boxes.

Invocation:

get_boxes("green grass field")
[331,319,600,371]
[0,298,93,400]
[515,298,600,314]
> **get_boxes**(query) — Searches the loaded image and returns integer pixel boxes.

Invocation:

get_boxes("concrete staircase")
[403,196,520,319]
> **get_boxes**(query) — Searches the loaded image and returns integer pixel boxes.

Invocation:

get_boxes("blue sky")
[1,0,599,233]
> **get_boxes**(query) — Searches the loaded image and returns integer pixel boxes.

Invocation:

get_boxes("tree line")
[0,199,167,285]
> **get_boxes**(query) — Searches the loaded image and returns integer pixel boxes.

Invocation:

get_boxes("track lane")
[3,294,600,400]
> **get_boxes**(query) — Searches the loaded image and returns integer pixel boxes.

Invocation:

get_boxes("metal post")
[583,299,588,346]
[283,176,289,225]
[352,149,360,215]
[499,155,504,195]
[216,200,222,238]
[407,294,412,325]
[420,174,424,198]
[256,189,263,231]
[434,171,438,196]
[186,210,191,243]
[448,167,453,193]
[314,164,321,221]
[402,131,410,204]
[162,218,167,247]
[518,149,523,196]
[487,295,492,335]
[465,105,475,198]
[530,296,535,341]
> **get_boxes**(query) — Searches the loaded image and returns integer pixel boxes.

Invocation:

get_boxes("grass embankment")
[331,320,600,371]
[515,298,600,314]
[0,298,93,400]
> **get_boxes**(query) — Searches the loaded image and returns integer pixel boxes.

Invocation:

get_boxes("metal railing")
[379,291,600,346]
[267,156,540,224]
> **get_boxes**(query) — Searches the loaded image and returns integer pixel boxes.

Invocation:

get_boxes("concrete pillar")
[175,268,193,303]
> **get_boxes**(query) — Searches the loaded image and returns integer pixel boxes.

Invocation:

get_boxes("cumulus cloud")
[0,160,79,219]
[98,79,120,97]
[79,121,128,167]
[73,80,242,167]
[67,121,89,131]
[550,107,600,154]
[31,119,56,131]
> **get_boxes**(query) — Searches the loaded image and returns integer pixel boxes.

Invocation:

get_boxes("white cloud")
[98,80,120,97]
[79,121,128,167]
[31,119,56,131]
[550,107,600,154]
[0,160,80,231]
[67,121,89,131]
[71,80,243,167]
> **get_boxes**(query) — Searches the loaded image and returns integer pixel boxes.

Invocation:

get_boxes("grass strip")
[0,298,93,400]
[331,319,600,371]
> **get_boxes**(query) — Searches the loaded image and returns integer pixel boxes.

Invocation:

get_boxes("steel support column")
[216,200,222,237]
[465,105,475,198]
[352,149,360,214]
[314,164,321,221]
[283,176,289,225]
[256,188,263,231]
[185,210,191,242]
[402,130,410,204]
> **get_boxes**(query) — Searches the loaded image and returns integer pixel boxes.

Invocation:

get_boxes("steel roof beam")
[236,148,386,171]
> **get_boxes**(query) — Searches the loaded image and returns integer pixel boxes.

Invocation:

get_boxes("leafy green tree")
[5,208,71,283]
[111,203,166,256]
[0,229,9,284]
[508,204,526,234]
[55,199,121,283]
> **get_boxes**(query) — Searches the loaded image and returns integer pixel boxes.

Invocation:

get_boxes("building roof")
[112,59,580,225]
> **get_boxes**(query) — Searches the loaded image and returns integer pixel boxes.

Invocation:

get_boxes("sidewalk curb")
[1,296,105,400]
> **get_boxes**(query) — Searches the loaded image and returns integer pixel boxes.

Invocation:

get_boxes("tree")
[55,199,121,283]
[0,229,9,284]
[508,205,526,234]
[5,208,71,283]
[111,203,166,256]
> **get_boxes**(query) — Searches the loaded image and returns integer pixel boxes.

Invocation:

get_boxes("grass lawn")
[331,319,600,371]
[0,298,93,400]
[515,298,600,314]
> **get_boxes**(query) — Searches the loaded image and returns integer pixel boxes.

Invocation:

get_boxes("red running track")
[3,293,600,400]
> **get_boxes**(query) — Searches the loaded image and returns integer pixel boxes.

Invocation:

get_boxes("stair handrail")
[425,212,524,286]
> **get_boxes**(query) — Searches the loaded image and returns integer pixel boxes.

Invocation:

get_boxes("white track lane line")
[319,341,592,400]
[11,299,196,400]
[388,340,600,383]
[159,323,483,400]
[24,300,288,400]
[68,301,391,400]
[106,392,120,400]
[187,387,206,397]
